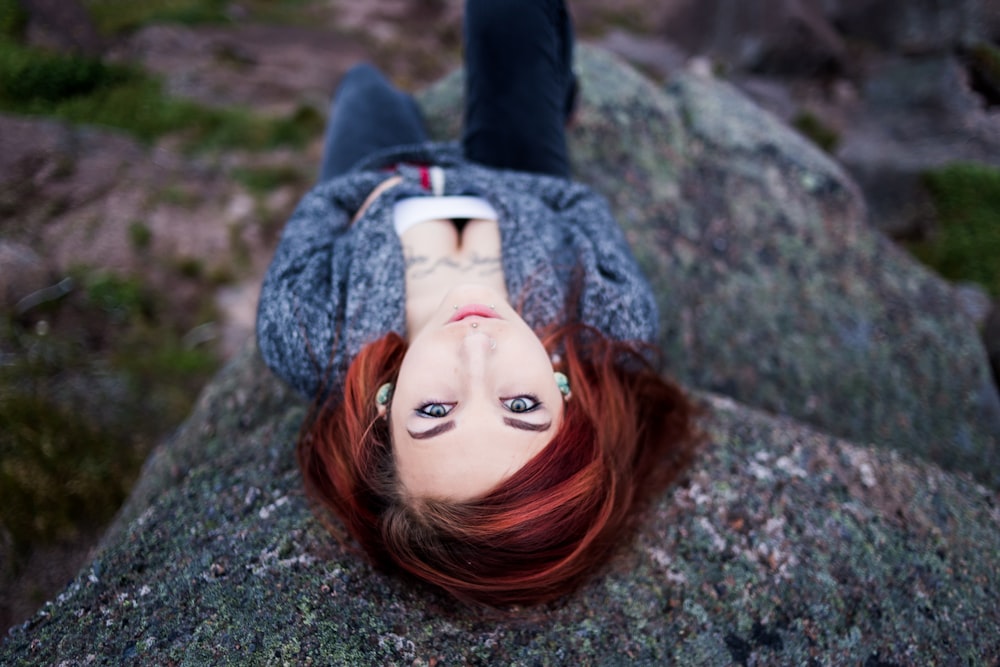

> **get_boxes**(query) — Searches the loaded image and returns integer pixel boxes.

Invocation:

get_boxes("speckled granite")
[3,48,999,665]
[2,340,997,665]
[421,48,1000,489]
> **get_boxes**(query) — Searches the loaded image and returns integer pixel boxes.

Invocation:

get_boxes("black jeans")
[318,0,576,182]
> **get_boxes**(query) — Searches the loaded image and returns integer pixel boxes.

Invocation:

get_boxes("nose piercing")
[490,339,497,350]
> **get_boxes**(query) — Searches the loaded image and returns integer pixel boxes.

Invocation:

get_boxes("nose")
[460,328,495,381]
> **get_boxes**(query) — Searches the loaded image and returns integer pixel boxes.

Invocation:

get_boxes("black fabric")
[318,0,576,183]
[461,0,576,178]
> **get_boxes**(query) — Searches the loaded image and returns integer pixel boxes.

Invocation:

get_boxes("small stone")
[0,241,50,309]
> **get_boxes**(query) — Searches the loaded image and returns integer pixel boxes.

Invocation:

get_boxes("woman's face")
[389,284,566,500]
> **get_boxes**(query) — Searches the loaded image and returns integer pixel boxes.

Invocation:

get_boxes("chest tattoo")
[405,252,503,279]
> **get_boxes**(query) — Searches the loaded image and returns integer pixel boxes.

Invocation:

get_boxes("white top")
[393,196,499,236]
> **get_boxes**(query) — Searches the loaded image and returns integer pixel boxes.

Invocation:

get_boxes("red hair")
[298,324,700,607]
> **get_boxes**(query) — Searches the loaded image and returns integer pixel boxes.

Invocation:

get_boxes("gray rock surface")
[837,52,1000,238]
[637,1,1000,243]
[0,241,49,309]
[2,342,998,664]
[656,0,990,75]
[3,47,999,664]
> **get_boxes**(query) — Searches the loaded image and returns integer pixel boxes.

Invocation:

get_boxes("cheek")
[397,343,440,384]
[508,330,552,365]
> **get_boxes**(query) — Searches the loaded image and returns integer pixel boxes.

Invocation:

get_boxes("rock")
[644,2,1000,240]
[837,53,1000,238]
[863,54,983,116]
[826,0,987,52]
[18,0,104,56]
[4,46,999,664]
[954,282,995,329]
[0,241,50,310]
[422,47,1000,487]
[659,0,848,77]
[2,339,998,663]
[596,28,688,82]
[986,304,1000,388]
[989,0,1000,41]
[658,0,990,70]
[118,24,375,115]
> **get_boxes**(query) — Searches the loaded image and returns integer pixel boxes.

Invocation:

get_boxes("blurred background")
[1,0,998,632]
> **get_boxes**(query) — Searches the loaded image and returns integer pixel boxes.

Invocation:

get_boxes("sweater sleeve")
[536,178,660,346]
[255,172,386,398]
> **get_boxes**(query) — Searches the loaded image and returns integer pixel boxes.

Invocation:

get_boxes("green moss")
[157,185,200,208]
[909,162,1000,297]
[0,40,320,150]
[0,266,221,553]
[0,389,138,547]
[83,0,231,35]
[207,265,236,286]
[0,0,27,40]
[83,271,153,322]
[112,327,217,400]
[128,220,153,250]
[0,41,134,103]
[969,43,1000,82]
[174,256,204,279]
[257,103,324,149]
[792,111,840,153]
[231,164,307,196]
[83,0,319,36]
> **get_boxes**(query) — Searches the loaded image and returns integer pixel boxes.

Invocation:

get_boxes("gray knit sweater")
[256,142,658,399]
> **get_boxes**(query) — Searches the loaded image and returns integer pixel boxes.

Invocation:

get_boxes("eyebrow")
[503,417,552,433]
[407,421,456,440]
[406,417,552,440]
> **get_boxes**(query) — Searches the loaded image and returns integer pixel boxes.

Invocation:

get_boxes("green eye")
[503,396,540,413]
[417,403,452,418]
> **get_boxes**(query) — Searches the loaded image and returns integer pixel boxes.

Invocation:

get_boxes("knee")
[331,62,395,104]
[340,62,382,88]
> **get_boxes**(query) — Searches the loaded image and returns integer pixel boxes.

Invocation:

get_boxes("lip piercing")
[490,339,497,350]
[471,323,478,328]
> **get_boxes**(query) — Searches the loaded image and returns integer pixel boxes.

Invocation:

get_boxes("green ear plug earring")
[554,371,571,399]
[376,382,394,406]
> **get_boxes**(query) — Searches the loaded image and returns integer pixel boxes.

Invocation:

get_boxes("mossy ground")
[83,0,317,34]
[0,0,321,625]
[0,38,322,151]
[910,162,1000,298]
[1,268,219,555]
[792,111,840,153]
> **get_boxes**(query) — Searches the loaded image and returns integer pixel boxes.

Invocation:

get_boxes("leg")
[462,0,576,178]
[318,63,429,182]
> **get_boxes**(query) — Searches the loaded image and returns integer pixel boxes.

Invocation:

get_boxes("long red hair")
[298,324,700,607]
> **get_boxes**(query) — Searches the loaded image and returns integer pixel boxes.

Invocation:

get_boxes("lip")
[449,304,501,323]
